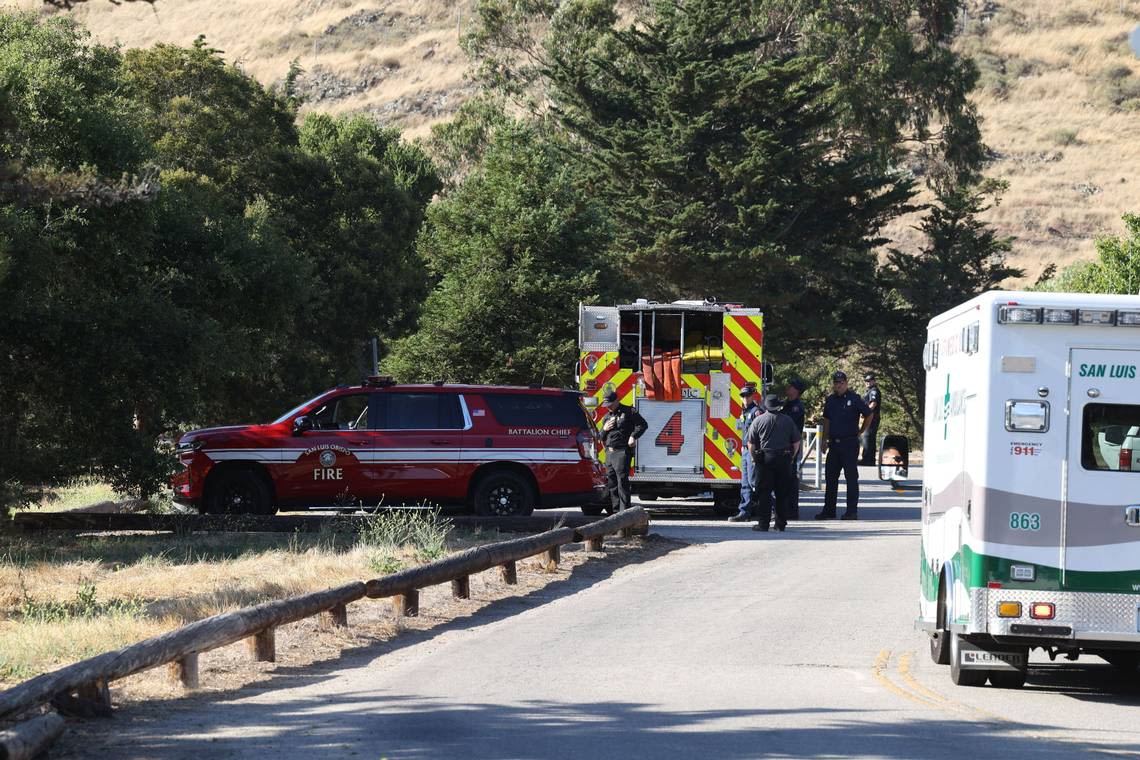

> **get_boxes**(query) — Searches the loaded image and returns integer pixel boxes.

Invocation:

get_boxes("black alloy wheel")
[206,469,273,515]
[473,471,536,517]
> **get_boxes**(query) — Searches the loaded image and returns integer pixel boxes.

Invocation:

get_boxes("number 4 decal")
[655,411,685,455]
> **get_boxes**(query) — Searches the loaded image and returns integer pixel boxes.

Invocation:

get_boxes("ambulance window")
[1081,403,1140,472]
[310,394,370,431]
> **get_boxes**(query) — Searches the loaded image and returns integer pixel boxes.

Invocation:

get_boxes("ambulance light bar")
[997,306,1041,324]
[1080,309,1115,325]
[1042,308,1077,324]
[998,306,1140,326]
[1117,310,1140,327]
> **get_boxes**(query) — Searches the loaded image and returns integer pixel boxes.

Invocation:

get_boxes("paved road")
[78,468,1140,758]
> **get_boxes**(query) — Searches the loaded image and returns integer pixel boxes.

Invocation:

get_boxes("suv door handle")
[430,439,451,445]
[1126,506,1140,526]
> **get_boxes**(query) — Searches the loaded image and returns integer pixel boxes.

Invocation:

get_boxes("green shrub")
[20,580,146,623]
[358,508,451,564]
[1047,128,1081,146]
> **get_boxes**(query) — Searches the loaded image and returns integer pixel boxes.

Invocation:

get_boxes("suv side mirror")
[293,416,313,436]
[879,435,909,481]
[761,361,774,385]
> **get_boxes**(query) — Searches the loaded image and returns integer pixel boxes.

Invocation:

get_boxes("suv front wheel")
[472,471,536,517]
[205,469,274,515]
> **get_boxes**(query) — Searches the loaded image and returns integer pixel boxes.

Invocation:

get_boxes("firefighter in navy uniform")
[817,371,873,521]
[728,385,762,522]
[782,379,807,519]
[747,394,801,532]
[859,373,882,466]
[600,390,648,512]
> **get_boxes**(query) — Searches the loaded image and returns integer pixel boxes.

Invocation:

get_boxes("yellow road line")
[872,650,942,708]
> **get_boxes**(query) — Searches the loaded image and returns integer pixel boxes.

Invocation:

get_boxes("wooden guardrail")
[0,507,648,755]
[9,511,599,535]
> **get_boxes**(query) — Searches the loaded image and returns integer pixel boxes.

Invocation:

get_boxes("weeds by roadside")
[358,508,452,573]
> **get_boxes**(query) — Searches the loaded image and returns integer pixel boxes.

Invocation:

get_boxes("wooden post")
[168,652,199,689]
[587,536,604,552]
[76,679,112,716]
[321,603,348,630]
[500,560,517,585]
[248,628,276,662]
[545,545,560,567]
[451,575,470,599]
[393,589,419,617]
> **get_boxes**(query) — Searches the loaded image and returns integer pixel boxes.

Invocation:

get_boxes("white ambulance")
[919,290,1140,688]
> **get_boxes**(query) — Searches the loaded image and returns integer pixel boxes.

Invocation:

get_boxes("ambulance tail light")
[1120,447,1133,471]
[997,602,1022,618]
[1030,603,1056,620]
[998,306,1042,324]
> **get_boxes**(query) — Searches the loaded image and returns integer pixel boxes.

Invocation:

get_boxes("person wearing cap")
[727,385,762,522]
[782,378,807,518]
[746,394,801,531]
[599,390,648,512]
[818,371,873,520]
[859,373,882,466]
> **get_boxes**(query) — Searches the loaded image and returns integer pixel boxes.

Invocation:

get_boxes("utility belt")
[756,448,792,456]
[828,436,858,444]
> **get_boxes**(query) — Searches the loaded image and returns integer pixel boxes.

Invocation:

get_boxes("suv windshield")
[272,392,329,425]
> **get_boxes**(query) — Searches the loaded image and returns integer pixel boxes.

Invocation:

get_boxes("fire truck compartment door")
[635,399,705,474]
[708,371,731,419]
[580,304,619,351]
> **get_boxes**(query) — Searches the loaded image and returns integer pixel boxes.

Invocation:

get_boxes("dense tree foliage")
[866,183,1020,434]
[1038,214,1140,295]
[0,13,435,507]
[465,0,987,349]
[385,114,610,386]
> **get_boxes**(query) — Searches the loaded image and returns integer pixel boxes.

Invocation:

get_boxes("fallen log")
[0,713,66,760]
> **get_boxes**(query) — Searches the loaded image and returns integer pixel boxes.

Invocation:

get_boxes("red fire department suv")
[172,380,607,516]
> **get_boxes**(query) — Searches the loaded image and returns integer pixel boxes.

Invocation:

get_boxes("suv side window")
[310,393,371,430]
[381,393,464,430]
[483,393,590,429]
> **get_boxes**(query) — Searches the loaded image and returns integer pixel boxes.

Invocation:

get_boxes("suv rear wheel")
[205,469,273,515]
[472,471,536,517]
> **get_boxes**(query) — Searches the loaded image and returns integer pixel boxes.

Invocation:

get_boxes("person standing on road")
[816,371,873,521]
[728,385,762,523]
[859,373,882,466]
[782,378,807,519]
[600,390,648,513]
[747,394,801,532]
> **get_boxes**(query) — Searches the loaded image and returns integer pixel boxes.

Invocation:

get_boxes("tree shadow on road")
[62,691,1137,759]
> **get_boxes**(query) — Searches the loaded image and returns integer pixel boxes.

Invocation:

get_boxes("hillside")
[12,0,1140,281]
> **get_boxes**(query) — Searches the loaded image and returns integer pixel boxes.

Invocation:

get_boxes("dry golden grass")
[19,0,1140,273]
[0,519,463,685]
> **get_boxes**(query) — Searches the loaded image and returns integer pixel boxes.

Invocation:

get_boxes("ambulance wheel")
[205,469,273,515]
[988,668,1027,689]
[949,632,987,687]
[929,630,950,666]
[472,471,535,517]
[580,504,606,516]
[712,490,740,517]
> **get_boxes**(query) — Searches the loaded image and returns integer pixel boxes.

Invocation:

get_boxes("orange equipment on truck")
[577,299,771,515]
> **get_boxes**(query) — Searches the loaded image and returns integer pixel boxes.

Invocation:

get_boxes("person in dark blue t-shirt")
[817,371,873,520]
[859,373,882,466]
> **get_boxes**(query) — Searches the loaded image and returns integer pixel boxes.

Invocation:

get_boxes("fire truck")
[578,299,771,515]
